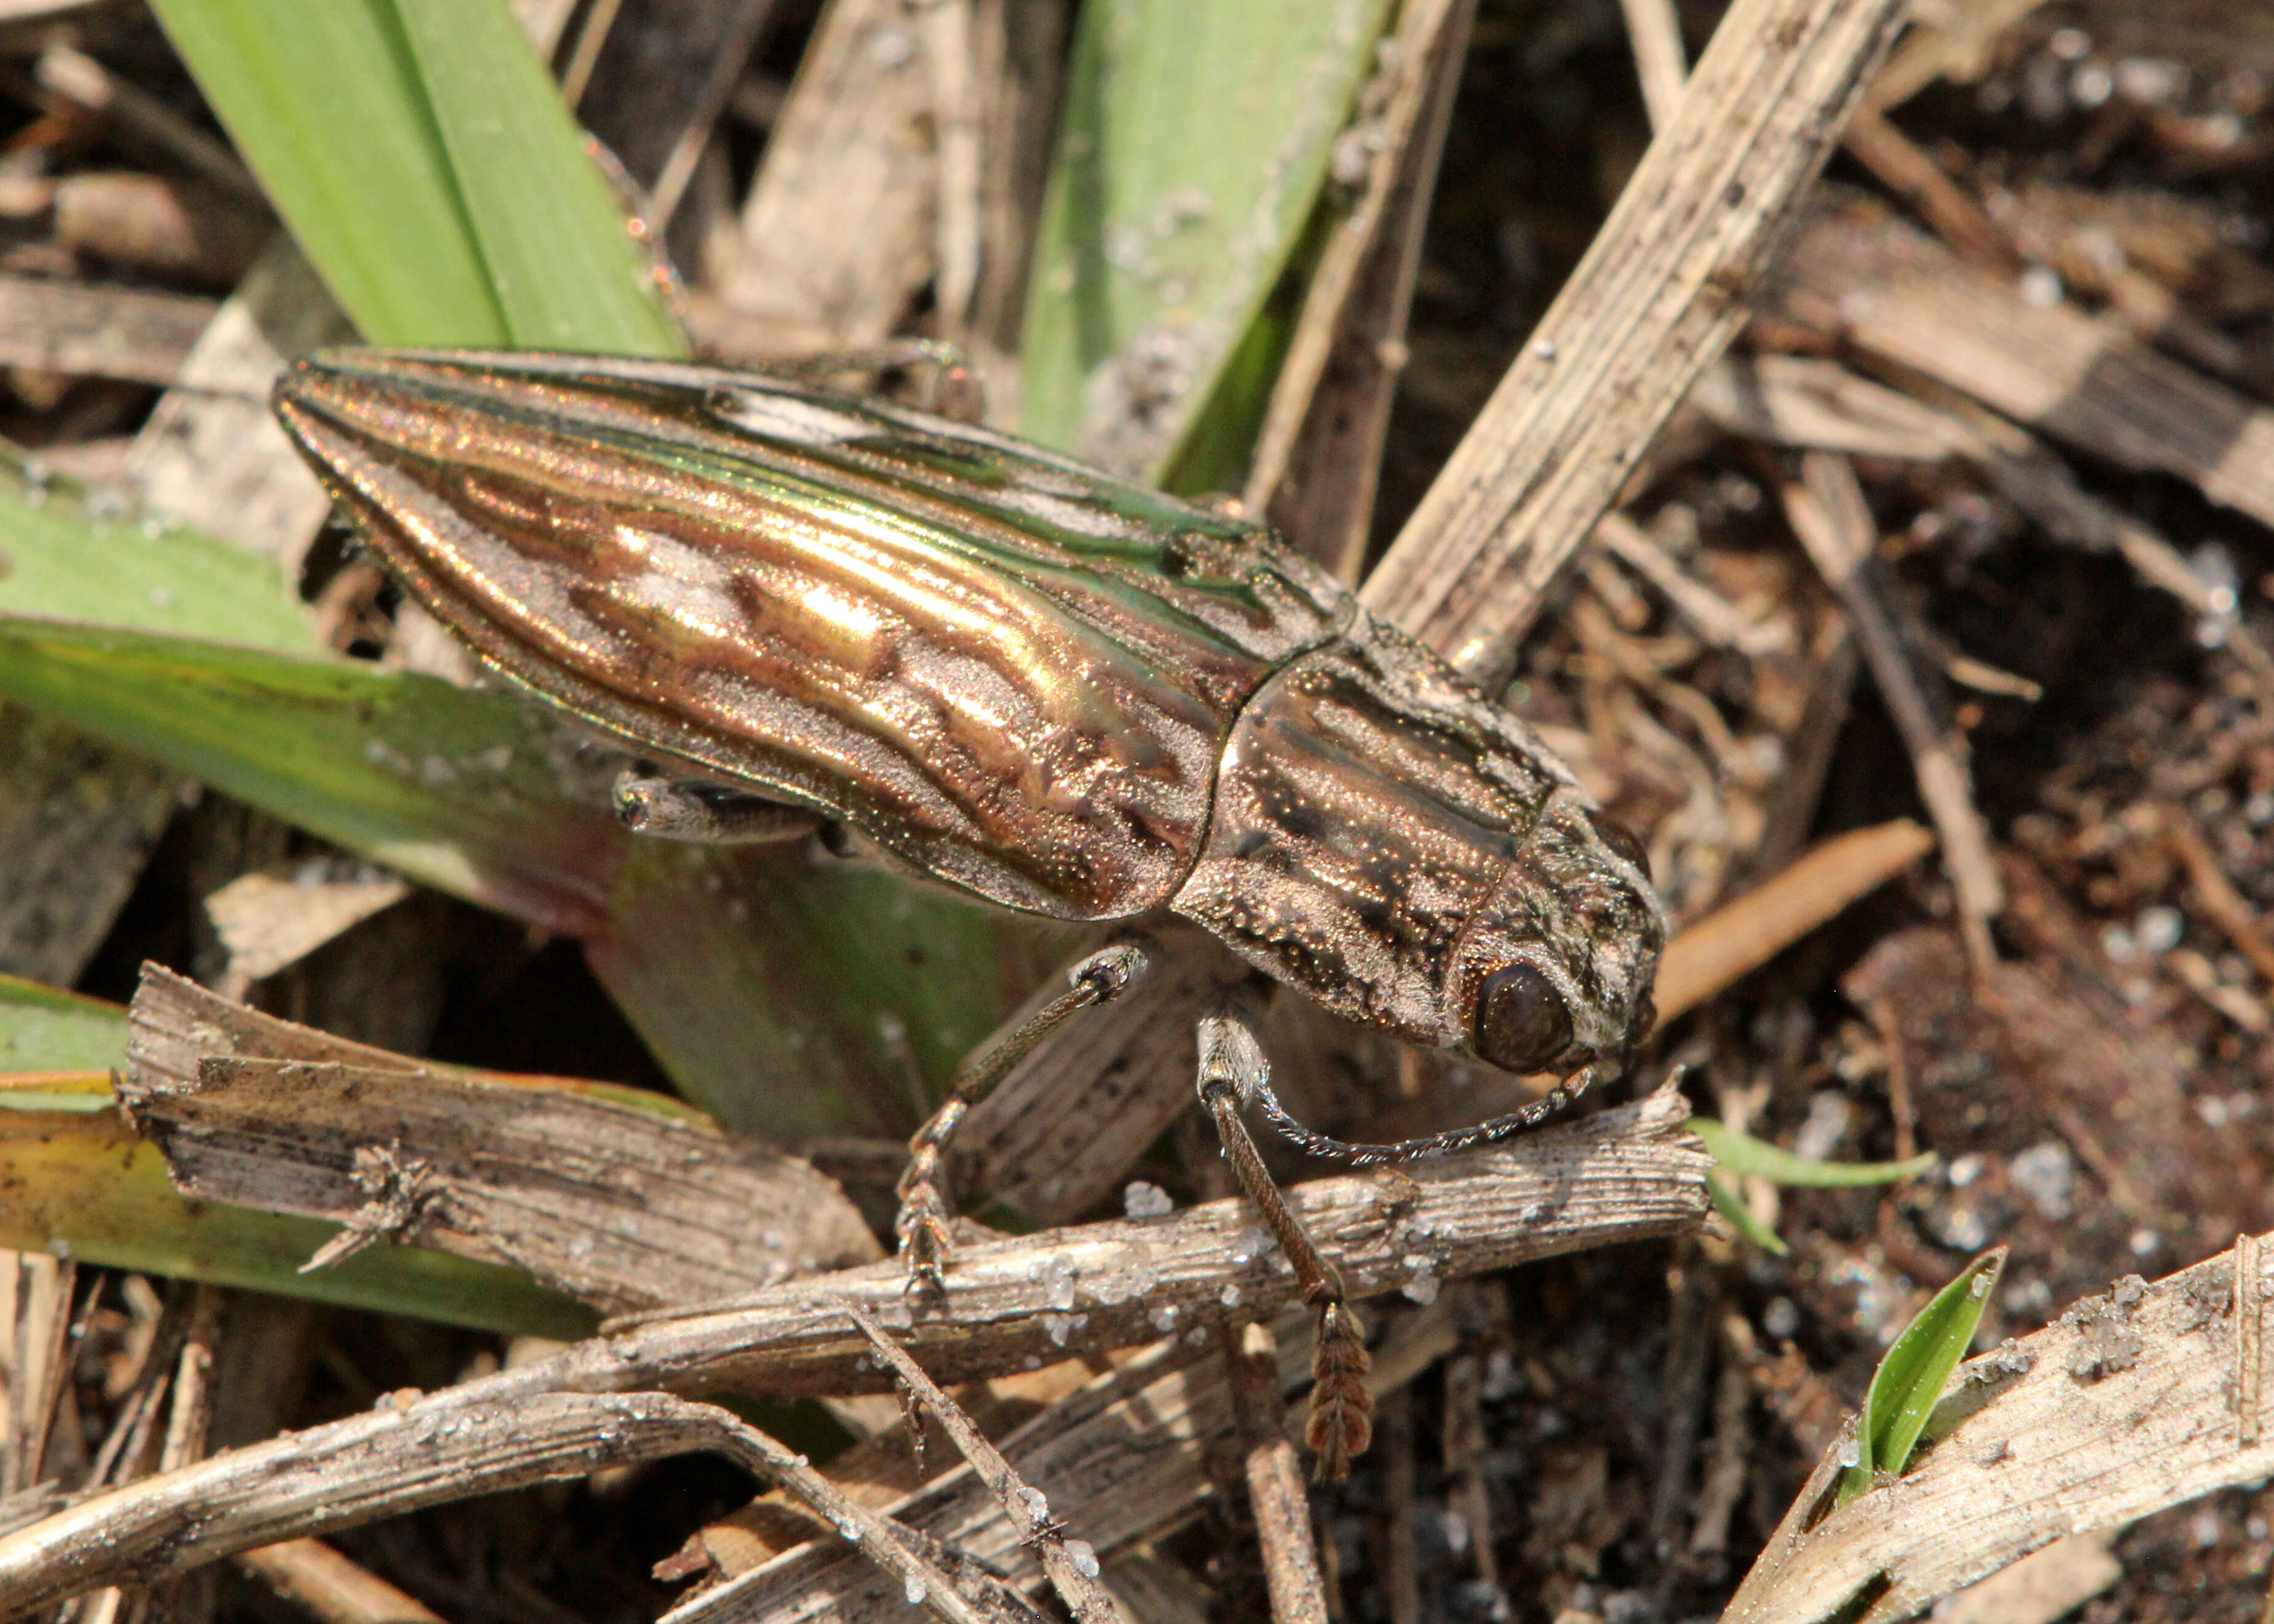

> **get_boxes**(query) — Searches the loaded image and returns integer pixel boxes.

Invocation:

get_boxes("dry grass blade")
[1725,1236,2274,1623]
[233,1538,448,1624]
[0,1092,1703,1610]
[1225,1320,1328,1624]
[837,1299,1117,1624]
[1243,0,1475,578]
[122,966,880,1312]
[1361,0,1909,675]
[0,1391,989,1624]
[1769,203,2274,534]
[1779,454,2003,970]
[125,238,354,576]
[0,277,217,387]
[0,1253,74,1495]
[1617,0,1688,133]
[1653,820,1934,1022]
[0,706,177,987]
[723,0,937,348]
[591,1086,1704,1396]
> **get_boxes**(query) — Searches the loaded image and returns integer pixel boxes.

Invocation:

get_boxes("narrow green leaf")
[150,0,682,355]
[0,1073,593,1337]
[148,0,508,345]
[1706,1169,1789,1256]
[1837,1247,2007,1505]
[0,454,307,652]
[1020,0,1393,478]
[1690,1115,1937,1188]
[0,977,127,1075]
[0,614,1022,1132]
[0,620,627,934]
[591,843,1043,1137]
[392,0,686,356]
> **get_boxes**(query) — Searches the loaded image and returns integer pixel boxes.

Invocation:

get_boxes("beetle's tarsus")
[1306,1302,1374,1483]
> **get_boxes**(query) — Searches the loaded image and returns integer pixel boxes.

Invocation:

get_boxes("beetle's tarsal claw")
[894,1103,964,1293]
[1306,1302,1374,1482]
[1068,941,1148,1003]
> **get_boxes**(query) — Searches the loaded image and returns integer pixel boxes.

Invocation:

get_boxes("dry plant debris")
[0,0,2268,1618]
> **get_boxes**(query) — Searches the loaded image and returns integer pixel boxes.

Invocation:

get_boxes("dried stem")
[1779,452,2003,972]
[233,1539,446,1624]
[0,1096,1706,1605]
[836,1300,1116,1624]
[1362,0,1908,675]
[0,1392,987,1624]
[1224,1321,1328,1624]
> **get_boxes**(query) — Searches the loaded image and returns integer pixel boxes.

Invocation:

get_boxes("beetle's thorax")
[1170,610,1664,1066]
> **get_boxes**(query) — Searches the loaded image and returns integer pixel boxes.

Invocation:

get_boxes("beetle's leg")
[1194,1006,1372,1483]
[1244,1057,1609,1166]
[896,942,1151,1289]
[612,770,826,845]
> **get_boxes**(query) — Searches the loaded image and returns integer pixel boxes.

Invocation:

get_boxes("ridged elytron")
[274,349,1667,1468]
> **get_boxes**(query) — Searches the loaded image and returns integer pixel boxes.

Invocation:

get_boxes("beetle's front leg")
[895,942,1151,1289]
[1194,1005,1373,1482]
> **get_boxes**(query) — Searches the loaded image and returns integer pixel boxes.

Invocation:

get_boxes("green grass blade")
[147,0,507,345]
[1706,1169,1789,1256]
[0,613,1016,1132]
[1838,1246,2007,1505]
[0,977,127,1074]
[0,1072,593,1337]
[392,0,686,356]
[591,844,1025,1137]
[1019,0,1393,479]
[0,455,306,651]
[150,0,682,354]
[1690,1115,1937,1188]
[0,621,626,935]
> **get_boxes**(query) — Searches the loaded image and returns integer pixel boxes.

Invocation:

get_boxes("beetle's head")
[1447,791,1664,1084]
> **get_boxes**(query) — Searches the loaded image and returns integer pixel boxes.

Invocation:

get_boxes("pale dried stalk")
[915,0,982,342]
[1224,1321,1327,1624]
[1361,0,1908,677]
[0,1393,986,1624]
[1780,453,2002,969]
[2162,805,2274,987]
[0,1097,1705,1607]
[1727,1236,2274,1623]
[1243,0,1473,567]
[726,0,937,345]
[836,1300,1116,1624]
[1652,820,1933,1021]
[1595,511,1787,657]
[1773,207,2274,535]
[1617,0,1688,134]
[233,1540,447,1624]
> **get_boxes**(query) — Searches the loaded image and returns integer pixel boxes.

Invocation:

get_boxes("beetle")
[273,347,1667,1474]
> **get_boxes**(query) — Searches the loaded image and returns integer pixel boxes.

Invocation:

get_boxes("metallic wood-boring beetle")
[274,348,1668,1474]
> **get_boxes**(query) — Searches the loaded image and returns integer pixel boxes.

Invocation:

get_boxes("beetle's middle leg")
[1194,1002,1373,1483]
[895,942,1151,1289]
[612,770,827,844]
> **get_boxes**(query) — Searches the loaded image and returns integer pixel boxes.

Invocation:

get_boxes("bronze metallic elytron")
[274,348,1667,1470]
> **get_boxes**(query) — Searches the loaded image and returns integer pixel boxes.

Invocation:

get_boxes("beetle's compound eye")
[1588,809,1651,881]
[1472,962,1574,1075]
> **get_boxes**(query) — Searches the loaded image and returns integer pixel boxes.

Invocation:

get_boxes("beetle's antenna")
[1246,1058,1608,1167]
[1195,1006,1372,1482]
